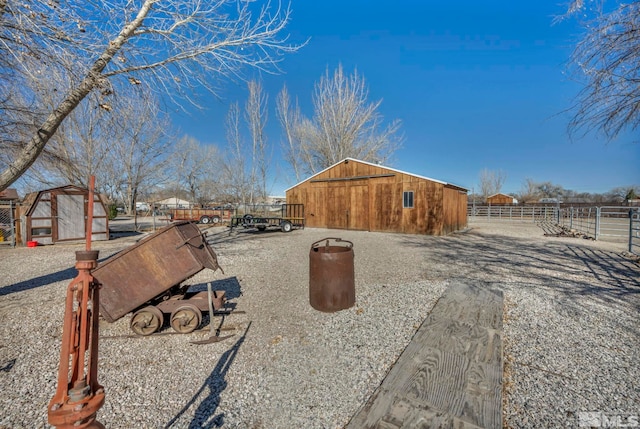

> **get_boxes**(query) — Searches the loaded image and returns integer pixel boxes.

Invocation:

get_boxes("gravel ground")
[0,219,638,428]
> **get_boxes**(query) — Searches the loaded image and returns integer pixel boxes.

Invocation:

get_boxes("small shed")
[20,185,109,245]
[486,193,518,205]
[285,158,467,235]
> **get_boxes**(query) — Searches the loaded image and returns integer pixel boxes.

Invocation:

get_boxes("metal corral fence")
[469,204,639,255]
[0,200,16,247]
[629,208,640,255]
[557,206,632,241]
[468,205,560,222]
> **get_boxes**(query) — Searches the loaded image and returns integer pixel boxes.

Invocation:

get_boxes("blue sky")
[173,0,639,196]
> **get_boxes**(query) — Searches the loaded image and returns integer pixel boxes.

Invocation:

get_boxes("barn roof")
[285,158,468,192]
[487,193,514,199]
[22,184,107,216]
[0,188,19,200]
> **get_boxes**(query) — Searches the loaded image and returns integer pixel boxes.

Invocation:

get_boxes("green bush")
[108,204,118,220]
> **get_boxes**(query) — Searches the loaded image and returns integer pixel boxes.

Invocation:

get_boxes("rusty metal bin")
[309,238,355,312]
[93,221,220,323]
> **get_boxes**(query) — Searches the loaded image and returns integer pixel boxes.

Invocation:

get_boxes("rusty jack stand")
[48,176,105,429]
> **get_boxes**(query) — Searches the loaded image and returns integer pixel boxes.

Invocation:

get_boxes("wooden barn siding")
[286,160,465,235]
[443,186,468,234]
[487,194,513,205]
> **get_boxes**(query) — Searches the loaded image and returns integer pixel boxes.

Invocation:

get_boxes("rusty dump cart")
[93,221,226,336]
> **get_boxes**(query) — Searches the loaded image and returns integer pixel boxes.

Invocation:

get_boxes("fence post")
[630,208,634,254]
[570,207,573,230]
[488,204,491,220]
[595,207,601,240]
[10,200,15,247]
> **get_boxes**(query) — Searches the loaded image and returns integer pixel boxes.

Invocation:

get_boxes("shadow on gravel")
[205,226,300,247]
[0,266,78,296]
[187,277,243,300]
[399,231,640,310]
[164,322,252,429]
[0,252,116,296]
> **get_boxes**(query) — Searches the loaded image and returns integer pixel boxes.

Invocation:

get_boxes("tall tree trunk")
[0,0,153,191]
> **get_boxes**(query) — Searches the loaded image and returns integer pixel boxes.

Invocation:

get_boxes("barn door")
[326,185,347,229]
[56,194,86,241]
[348,184,369,230]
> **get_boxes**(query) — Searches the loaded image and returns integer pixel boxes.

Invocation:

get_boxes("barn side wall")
[487,194,514,205]
[286,160,466,235]
[443,186,468,234]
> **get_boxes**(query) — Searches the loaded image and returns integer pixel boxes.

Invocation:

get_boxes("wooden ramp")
[346,282,503,429]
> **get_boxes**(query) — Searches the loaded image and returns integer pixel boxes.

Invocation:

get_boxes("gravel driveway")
[0,219,638,428]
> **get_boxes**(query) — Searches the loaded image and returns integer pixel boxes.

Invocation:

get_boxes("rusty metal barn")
[285,158,468,235]
[20,185,109,245]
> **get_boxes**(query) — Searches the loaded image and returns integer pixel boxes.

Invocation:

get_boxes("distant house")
[538,198,562,204]
[486,193,518,205]
[155,197,193,209]
[0,188,19,201]
[266,195,286,205]
[285,158,467,235]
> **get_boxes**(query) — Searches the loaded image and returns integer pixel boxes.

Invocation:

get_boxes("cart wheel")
[200,216,211,224]
[130,306,164,336]
[170,304,202,334]
[281,221,293,233]
[211,216,221,224]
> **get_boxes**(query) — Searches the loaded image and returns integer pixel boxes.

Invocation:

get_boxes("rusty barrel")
[309,238,355,312]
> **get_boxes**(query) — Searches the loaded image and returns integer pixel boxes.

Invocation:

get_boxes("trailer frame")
[229,203,304,233]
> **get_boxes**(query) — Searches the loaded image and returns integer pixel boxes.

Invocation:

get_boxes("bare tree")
[34,95,116,188]
[171,136,220,206]
[479,169,507,201]
[245,80,269,203]
[278,64,403,176]
[105,96,174,216]
[221,102,249,204]
[518,178,540,203]
[0,0,301,191]
[276,85,308,183]
[536,181,566,199]
[561,1,640,141]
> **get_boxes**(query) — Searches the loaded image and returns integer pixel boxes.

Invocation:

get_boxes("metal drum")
[309,238,355,312]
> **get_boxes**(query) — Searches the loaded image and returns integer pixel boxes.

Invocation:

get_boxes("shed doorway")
[57,193,86,241]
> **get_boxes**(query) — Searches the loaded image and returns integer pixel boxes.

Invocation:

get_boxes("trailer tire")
[281,221,292,233]
[170,304,202,334]
[200,216,211,224]
[211,215,221,224]
[130,306,164,336]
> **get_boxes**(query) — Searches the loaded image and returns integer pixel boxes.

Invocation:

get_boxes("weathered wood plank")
[346,282,503,429]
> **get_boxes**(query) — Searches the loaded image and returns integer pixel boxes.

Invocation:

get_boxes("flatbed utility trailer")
[170,207,232,225]
[229,203,304,233]
[93,221,227,336]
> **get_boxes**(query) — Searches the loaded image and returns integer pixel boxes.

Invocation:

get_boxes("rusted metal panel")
[309,238,355,312]
[93,221,220,323]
